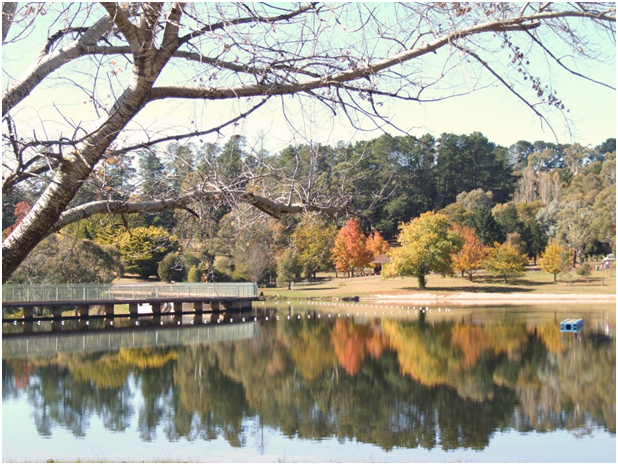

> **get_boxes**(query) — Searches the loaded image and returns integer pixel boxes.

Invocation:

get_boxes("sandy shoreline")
[368,292,616,305]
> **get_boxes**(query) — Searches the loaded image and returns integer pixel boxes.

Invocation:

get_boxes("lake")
[2,302,616,463]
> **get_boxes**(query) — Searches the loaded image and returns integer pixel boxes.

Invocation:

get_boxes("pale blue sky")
[2,3,616,156]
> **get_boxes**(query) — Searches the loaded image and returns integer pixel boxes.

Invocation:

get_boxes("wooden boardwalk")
[2,283,259,320]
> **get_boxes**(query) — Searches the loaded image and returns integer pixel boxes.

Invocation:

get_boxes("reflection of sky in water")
[2,305,616,463]
[4,394,615,463]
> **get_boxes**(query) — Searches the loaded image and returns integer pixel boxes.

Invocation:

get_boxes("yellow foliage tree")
[293,216,337,279]
[383,212,462,289]
[538,242,572,282]
[484,242,528,284]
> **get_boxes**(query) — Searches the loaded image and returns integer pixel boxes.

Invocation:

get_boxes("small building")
[560,318,584,333]
[372,254,390,274]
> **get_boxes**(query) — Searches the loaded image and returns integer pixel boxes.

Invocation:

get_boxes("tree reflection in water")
[2,312,615,452]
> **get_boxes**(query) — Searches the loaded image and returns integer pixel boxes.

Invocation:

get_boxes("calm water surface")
[2,303,616,462]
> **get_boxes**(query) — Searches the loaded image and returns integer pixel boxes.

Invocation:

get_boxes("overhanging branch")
[50,190,349,234]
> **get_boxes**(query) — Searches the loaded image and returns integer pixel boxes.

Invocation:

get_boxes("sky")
[2,3,616,159]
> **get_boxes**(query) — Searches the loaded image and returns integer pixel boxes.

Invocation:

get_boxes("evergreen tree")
[467,207,504,245]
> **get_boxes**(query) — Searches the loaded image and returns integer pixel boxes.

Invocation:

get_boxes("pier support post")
[129,303,138,316]
[193,302,203,313]
[151,303,161,315]
[104,304,114,317]
[210,301,220,312]
[173,302,183,314]
[23,307,34,320]
[52,306,63,319]
[77,305,89,318]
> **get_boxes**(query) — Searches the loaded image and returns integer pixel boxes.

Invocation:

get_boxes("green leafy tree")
[293,216,337,280]
[492,203,524,237]
[590,185,616,251]
[383,212,463,289]
[456,189,494,215]
[158,253,185,283]
[277,248,301,290]
[555,198,596,267]
[10,234,122,284]
[576,262,592,282]
[187,265,202,283]
[484,243,528,284]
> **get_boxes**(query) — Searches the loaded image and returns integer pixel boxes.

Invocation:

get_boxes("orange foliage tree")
[450,224,489,280]
[331,218,373,276]
[330,320,386,375]
[366,231,390,259]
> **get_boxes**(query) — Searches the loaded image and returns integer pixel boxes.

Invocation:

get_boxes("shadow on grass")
[400,276,557,293]
[400,285,533,293]
[293,287,339,292]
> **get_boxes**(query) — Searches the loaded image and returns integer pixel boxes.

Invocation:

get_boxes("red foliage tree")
[4,201,31,239]
[330,218,373,276]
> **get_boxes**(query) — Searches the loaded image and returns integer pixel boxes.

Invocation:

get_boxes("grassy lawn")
[262,266,616,300]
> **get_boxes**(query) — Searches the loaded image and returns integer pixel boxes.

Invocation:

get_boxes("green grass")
[263,267,616,300]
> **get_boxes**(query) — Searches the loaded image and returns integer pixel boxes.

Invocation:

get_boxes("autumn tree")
[538,242,572,282]
[2,200,30,239]
[450,224,489,281]
[366,231,390,259]
[2,3,615,282]
[383,212,463,289]
[331,218,373,276]
[483,242,529,284]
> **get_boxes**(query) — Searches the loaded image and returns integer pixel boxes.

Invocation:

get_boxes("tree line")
[2,3,615,283]
[3,133,615,286]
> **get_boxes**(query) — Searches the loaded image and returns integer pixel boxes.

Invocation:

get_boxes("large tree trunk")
[2,74,160,282]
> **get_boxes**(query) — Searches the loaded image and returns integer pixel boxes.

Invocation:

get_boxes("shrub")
[158,253,185,282]
[187,265,202,283]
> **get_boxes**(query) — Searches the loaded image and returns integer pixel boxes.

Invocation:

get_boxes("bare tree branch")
[2,2,18,44]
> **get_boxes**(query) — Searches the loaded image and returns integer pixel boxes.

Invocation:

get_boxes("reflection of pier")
[2,320,258,358]
[2,283,258,321]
